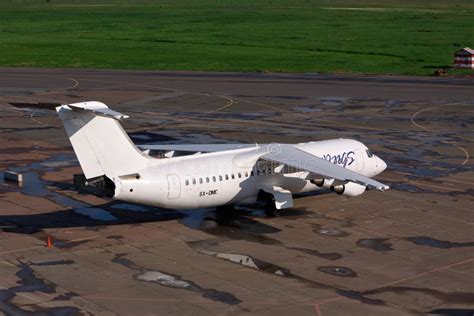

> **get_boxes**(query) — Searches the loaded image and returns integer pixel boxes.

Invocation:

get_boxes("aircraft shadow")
[0,201,184,235]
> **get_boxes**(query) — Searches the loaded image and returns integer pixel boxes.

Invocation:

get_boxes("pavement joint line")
[380,257,474,288]
[83,295,303,306]
[0,235,101,256]
[389,173,474,186]
[312,257,474,315]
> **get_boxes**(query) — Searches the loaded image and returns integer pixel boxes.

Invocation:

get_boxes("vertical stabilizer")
[56,101,149,180]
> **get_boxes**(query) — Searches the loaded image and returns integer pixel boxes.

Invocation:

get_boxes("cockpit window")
[366,149,373,158]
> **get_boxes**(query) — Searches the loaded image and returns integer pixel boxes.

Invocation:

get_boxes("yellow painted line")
[410,104,450,132]
[377,176,467,193]
[410,103,470,166]
[391,171,474,186]
[232,96,385,131]
[0,260,15,267]
[35,77,80,95]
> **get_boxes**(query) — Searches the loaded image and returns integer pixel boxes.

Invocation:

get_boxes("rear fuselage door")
[167,174,181,199]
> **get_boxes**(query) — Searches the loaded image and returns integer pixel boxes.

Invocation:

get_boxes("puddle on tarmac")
[2,154,184,231]
[336,289,385,305]
[389,183,428,194]
[385,99,404,107]
[293,105,323,113]
[136,271,201,290]
[429,308,474,316]
[187,240,290,276]
[185,239,394,308]
[140,131,231,146]
[317,266,357,277]
[365,286,474,306]
[128,131,176,144]
[357,238,394,252]
[286,247,342,260]
[5,154,118,223]
[112,254,241,305]
[404,236,474,249]
[312,224,350,237]
[30,260,75,267]
[0,262,81,315]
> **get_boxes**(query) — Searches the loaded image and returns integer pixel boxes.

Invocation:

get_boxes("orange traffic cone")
[46,236,53,248]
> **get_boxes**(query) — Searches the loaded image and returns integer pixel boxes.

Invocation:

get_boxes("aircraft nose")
[374,155,387,174]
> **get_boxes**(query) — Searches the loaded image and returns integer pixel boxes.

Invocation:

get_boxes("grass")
[0,0,473,75]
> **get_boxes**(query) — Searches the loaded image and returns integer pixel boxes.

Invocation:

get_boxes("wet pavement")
[0,68,473,315]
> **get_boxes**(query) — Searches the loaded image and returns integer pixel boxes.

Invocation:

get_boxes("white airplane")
[54,101,389,216]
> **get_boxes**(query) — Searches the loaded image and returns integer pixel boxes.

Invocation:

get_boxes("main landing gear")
[259,191,281,217]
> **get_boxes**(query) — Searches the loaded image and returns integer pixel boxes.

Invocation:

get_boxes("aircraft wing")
[138,143,257,153]
[260,144,389,191]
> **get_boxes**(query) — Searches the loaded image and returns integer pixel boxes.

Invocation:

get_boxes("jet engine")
[311,178,334,188]
[330,182,366,197]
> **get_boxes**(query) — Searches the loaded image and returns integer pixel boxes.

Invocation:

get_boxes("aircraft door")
[355,150,365,172]
[167,174,181,199]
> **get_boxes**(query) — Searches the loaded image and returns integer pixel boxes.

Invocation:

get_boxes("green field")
[0,0,473,75]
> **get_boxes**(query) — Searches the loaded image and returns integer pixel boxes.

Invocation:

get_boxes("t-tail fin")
[56,101,149,180]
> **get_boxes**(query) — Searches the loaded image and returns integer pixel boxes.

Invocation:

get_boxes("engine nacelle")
[330,182,366,197]
[311,178,334,188]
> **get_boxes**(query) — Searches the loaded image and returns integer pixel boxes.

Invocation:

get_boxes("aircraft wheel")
[264,195,281,217]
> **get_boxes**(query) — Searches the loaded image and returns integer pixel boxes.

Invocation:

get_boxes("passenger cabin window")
[245,172,249,177]
[366,149,373,158]
[199,178,203,184]
[212,176,216,182]
[231,174,235,179]
[185,179,189,186]
[192,179,196,185]
[238,173,242,178]
[219,175,223,181]
[206,177,210,183]
[225,175,229,180]
[251,171,254,176]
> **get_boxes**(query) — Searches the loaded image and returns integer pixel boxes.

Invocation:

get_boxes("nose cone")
[374,155,387,174]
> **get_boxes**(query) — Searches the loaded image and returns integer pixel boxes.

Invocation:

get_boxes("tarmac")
[0,67,473,315]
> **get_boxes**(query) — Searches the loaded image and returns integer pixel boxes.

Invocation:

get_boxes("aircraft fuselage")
[114,138,386,209]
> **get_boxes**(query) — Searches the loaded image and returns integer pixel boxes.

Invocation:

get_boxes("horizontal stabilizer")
[67,102,129,120]
[9,102,62,110]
